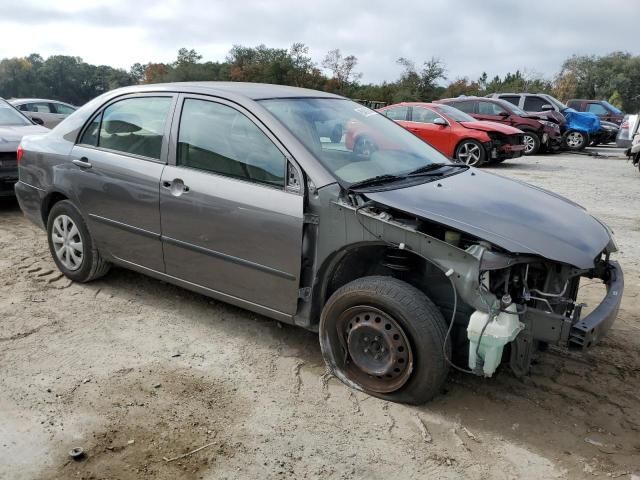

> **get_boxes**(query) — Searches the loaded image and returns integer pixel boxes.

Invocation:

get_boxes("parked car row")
[12,82,622,404]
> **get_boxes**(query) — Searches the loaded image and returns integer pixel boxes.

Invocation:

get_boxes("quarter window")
[384,106,409,121]
[98,97,172,160]
[177,99,285,188]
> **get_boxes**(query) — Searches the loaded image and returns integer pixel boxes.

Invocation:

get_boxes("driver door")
[406,107,452,155]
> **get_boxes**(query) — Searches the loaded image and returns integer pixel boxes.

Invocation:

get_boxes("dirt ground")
[1,147,639,480]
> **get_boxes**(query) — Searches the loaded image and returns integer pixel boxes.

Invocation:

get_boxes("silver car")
[0,98,48,196]
[15,83,623,404]
[9,98,77,129]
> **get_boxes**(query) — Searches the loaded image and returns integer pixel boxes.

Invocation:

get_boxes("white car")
[8,98,77,129]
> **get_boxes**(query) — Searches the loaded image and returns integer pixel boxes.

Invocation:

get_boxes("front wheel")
[319,276,450,404]
[47,200,111,283]
[455,139,486,166]
[522,132,541,155]
[563,130,589,150]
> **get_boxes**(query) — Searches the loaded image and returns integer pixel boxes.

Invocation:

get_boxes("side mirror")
[541,104,554,111]
[32,117,44,126]
[433,117,447,126]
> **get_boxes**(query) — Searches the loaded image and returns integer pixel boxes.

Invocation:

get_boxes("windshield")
[602,101,622,114]
[432,104,476,122]
[259,98,451,184]
[0,103,31,126]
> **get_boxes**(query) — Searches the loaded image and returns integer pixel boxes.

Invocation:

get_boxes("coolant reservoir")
[467,297,523,377]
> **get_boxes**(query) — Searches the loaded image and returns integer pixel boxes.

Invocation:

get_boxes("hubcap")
[566,132,584,148]
[51,215,83,271]
[523,134,536,154]
[338,306,413,393]
[457,142,482,165]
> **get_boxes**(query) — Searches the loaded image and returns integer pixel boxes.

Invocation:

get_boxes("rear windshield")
[0,104,31,126]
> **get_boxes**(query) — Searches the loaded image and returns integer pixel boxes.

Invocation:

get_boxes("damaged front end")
[339,194,623,378]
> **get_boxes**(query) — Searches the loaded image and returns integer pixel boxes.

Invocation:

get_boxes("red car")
[373,102,525,166]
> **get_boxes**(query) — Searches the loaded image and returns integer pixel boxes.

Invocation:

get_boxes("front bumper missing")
[568,260,623,349]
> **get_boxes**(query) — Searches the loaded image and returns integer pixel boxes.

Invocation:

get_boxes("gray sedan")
[9,98,77,129]
[15,82,622,404]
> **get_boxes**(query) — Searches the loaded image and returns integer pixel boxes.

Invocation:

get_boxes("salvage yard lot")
[1,149,639,479]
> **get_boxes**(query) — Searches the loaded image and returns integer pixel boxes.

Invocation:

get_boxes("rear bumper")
[14,180,46,229]
[568,260,623,349]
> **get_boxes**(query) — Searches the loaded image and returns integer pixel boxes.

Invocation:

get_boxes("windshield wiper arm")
[347,174,405,190]
[406,163,467,176]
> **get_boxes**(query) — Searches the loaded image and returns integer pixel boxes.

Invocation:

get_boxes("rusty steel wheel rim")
[336,306,413,393]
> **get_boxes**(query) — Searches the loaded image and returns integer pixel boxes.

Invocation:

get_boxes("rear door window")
[97,97,172,160]
[478,101,506,115]
[177,98,285,188]
[450,101,475,114]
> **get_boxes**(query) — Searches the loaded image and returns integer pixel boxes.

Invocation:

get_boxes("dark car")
[566,99,624,125]
[15,82,623,404]
[436,97,562,155]
[0,98,48,196]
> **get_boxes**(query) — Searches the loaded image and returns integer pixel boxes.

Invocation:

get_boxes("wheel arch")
[41,191,70,225]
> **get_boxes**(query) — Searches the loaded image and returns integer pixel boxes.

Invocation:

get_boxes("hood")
[528,111,566,125]
[459,121,522,135]
[0,125,49,150]
[366,169,611,269]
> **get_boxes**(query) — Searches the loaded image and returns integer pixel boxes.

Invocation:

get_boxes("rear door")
[69,94,176,272]
[159,95,304,316]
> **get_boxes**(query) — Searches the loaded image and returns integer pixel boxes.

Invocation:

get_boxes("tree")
[394,57,446,102]
[321,49,361,93]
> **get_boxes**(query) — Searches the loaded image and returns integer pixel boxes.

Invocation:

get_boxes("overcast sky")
[0,0,637,84]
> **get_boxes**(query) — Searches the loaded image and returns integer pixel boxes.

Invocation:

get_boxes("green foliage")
[0,47,638,112]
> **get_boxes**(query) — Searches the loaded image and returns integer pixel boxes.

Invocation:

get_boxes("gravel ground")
[1,147,639,480]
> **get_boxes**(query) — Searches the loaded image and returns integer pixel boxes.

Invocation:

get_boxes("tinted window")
[384,106,409,120]
[450,101,475,114]
[523,96,551,112]
[98,97,171,159]
[178,99,285,188]
[412,107,442,123]
[478,101,506,115]
[54,103,76,115]
[587,103,608,115]
[499,95,520,106]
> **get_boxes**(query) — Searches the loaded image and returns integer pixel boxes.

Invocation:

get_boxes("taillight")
[16,145,24,163]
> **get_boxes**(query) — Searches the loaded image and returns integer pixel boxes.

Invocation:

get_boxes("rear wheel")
[522,132,541,155]
[455,139,486,166]
[47,200,110,283]
[320,276,450,404]
[563,130,588,150]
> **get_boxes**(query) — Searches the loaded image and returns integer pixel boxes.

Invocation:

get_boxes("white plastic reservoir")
[467,301,524,377]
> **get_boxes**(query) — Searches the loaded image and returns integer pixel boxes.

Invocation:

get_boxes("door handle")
[162,179,190,195]
[72,158,92,169]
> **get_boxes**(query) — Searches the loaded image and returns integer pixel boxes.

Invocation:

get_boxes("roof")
[8,98,75,105]
[117,82,343,100]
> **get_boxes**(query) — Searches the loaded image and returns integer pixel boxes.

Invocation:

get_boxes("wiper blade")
[348,174,405,190]
[407,163,467,176]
